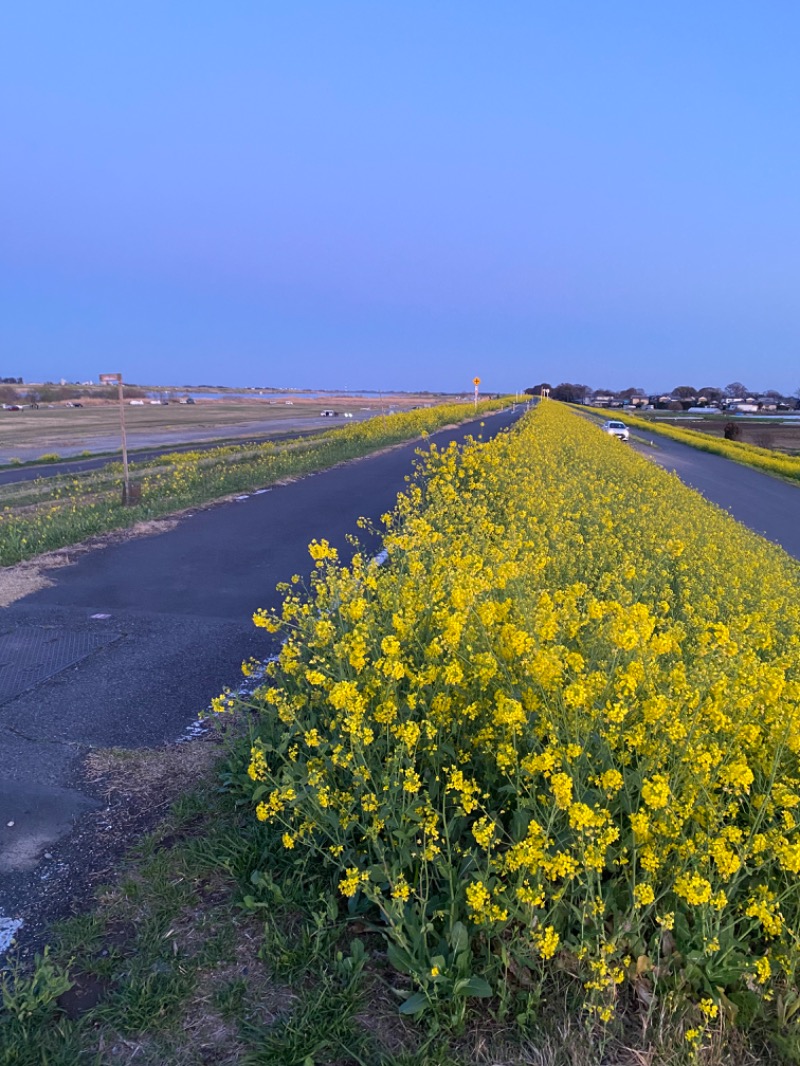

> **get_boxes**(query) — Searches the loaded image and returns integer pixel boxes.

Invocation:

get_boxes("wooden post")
[100,373,133,503]
[117,379,130,499]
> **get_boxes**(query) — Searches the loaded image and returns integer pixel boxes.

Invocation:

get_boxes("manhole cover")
[0,627,120,706]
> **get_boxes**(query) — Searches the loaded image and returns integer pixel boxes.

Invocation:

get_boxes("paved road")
[0,407,519,948]
[631,431,800,559]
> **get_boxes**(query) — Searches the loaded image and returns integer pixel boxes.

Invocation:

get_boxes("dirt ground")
[0,391,446,463]
[639,415,800,453]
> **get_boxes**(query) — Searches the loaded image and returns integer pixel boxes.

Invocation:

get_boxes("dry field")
[635,414,800,453]
[0,393,442,463]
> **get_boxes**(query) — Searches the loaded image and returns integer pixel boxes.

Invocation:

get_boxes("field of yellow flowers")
[236,399,800,1050]
[0,399,508,566]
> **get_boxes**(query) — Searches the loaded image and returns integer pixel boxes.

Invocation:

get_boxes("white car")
[601,420,630,441]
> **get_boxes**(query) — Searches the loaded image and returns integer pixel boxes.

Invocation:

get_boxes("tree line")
[525,382,800,408]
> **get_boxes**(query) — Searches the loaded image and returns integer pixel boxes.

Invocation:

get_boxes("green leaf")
[450,921,469,956]
[367,863,389,886]
[511,807,533,839]
[454,975,492,998]
[241,894,269,911]
[387,942,414,975]
[398,991,429,1015]
[728,990,763,1030]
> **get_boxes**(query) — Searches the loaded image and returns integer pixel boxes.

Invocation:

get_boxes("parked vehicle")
[601,420,630,441]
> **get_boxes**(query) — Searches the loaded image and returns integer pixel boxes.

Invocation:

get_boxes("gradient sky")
[2,3,799,394]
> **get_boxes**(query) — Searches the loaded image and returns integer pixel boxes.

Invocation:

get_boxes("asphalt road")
[0,407,520,949]
[631,431,800,559]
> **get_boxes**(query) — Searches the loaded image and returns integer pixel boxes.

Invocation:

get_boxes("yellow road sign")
[473,377,481,386]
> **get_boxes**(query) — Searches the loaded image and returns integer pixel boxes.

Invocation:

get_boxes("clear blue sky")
[2,3,799,394]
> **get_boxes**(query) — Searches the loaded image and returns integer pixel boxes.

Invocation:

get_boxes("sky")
[2,3,799,395]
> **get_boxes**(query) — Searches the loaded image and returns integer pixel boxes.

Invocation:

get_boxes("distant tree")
[725,382,748,398]
[551,382,590,403]
[524,383,552,396]
[617,387,645,401]
[763,389,784,400]
[671,385,696,399]
[698,386,723,403]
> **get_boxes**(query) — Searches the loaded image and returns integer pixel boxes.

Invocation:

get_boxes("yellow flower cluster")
[238,399,800,1022]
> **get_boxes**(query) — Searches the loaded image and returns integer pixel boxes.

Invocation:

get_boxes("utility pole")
[99,372,133,504]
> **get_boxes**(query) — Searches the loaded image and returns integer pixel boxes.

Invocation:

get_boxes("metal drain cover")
[0,626,119,706]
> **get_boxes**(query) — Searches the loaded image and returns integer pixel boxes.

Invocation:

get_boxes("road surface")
[0,408,519,950]
[631,430,800,559]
